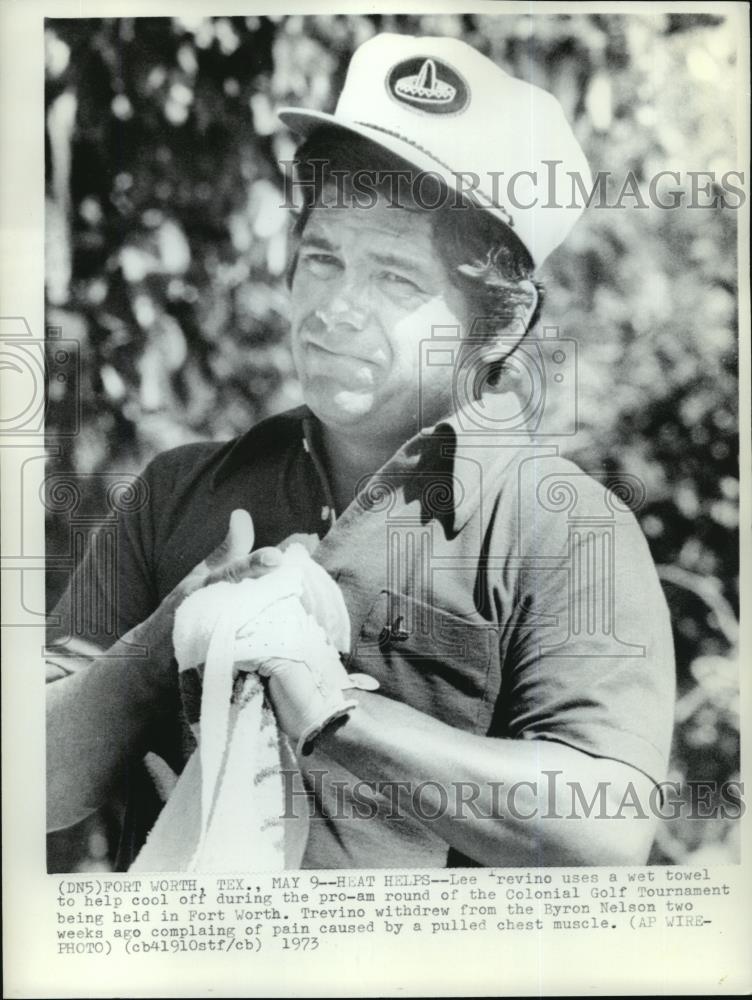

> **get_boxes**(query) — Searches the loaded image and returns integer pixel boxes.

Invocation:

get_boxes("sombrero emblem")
[387,56,470,115]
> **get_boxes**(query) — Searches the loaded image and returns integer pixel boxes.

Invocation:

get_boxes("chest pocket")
[347,589,500,735]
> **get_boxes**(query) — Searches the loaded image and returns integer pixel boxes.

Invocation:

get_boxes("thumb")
[205,509,255,569]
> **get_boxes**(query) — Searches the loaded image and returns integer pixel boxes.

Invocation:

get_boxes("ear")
[477,280,539,368]
[467,281,538,400]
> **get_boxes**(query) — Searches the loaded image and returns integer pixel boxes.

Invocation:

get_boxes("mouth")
[304,339,373,366]
[300,338,378,391]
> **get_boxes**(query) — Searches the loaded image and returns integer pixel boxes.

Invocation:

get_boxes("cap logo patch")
[387,57,470,115]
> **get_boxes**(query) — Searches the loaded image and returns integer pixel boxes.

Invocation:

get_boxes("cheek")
[389,297,468,357]
[290,268,329,322]
[289,272,311,325]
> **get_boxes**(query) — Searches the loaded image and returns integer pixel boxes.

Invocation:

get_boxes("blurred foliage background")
[45,12,740,870]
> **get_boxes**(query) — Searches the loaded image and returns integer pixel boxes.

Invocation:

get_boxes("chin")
[306,389,376,426]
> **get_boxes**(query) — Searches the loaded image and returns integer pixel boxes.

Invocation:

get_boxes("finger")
[205,547,284,586]
[175,510,255,598]
[204,509,255,570]
[279,532,319,555]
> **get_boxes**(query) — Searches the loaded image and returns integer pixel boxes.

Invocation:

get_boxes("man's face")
[290,194,472,444]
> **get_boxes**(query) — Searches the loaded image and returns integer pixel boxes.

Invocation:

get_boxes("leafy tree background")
[44,12,740,870]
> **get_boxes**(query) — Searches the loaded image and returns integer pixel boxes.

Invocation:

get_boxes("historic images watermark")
[282,771,745,823]
[280,161,747,213]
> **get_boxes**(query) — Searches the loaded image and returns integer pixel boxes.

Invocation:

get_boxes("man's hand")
[185,509,285,590]
[124,509,284,702]
[172,535,378,756]
[257,649,359,756]
[248,595,377,754]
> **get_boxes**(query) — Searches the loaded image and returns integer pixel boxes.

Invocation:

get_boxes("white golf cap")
[278,33,592,269]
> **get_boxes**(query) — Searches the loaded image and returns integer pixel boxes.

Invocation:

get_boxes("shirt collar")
[427,391,531,534]
[210,404,313,491]
[211,395,528,534]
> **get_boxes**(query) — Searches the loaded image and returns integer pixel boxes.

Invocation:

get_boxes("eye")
[300,251,342,277]
[381,271,423,293]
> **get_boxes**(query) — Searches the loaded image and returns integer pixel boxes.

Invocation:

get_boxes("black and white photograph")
[1,1,750,996]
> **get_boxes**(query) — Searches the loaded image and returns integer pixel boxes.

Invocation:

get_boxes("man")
[47,33,675,869]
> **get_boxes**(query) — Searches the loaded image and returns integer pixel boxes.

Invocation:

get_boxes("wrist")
[264,665,358,756]
[314,688,376,755]
[112,604,179,708]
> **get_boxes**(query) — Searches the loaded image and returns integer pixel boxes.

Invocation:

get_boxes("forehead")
[300,196,437,253]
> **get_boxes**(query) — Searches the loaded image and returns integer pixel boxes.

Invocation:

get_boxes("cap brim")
[278,107,452,179]
[277,107,526,256]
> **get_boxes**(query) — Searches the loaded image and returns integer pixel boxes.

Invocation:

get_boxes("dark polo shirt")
[50,400,675,869]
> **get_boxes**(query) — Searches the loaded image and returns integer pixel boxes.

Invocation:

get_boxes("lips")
[302,339,377,388]
[305,338,374,366]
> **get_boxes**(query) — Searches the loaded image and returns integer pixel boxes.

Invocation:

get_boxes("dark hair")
[285,127,544,347]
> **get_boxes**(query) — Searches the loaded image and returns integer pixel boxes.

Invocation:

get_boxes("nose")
[316,272,370,331]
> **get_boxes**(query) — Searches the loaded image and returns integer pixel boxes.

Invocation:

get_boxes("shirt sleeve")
[494,457,676,788]
[46,457,163,657]
[45,452,190,776]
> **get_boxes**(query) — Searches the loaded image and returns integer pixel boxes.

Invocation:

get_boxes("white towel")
[130,545,350,873]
